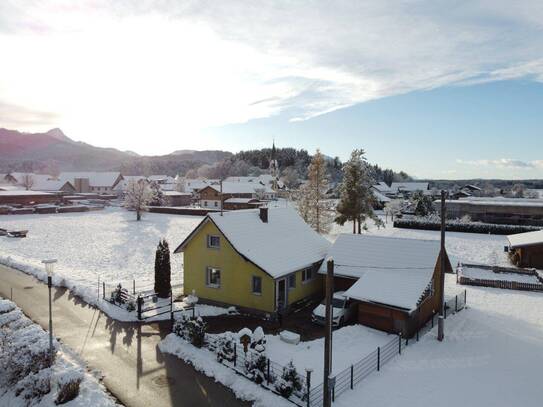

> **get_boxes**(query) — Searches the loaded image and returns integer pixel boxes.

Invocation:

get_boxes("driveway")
[0,264,248,407]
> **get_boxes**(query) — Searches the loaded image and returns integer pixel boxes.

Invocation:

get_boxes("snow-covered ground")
[329,214,511,267]
[0,298,119,407]
[332,274,543,407]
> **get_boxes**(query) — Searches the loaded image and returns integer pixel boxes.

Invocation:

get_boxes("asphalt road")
[0,264,248,407]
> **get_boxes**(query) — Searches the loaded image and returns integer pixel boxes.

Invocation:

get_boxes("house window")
[302,267,314,283]
[207,235,220,249]
[206,267,221,288]
[252,276,262,295]
[204,201,208,207]
[288,274,296,290]
[214,201,218,207]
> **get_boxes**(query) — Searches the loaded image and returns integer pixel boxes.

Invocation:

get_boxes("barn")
[320,234,453,338]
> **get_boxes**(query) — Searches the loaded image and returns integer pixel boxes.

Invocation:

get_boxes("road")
[0,264,248,407]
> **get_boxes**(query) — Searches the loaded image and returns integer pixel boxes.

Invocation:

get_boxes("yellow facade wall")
[183,220,275,313]
[182,219,324,313]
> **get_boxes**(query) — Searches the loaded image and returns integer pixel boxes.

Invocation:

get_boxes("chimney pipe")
[259,207,268,223]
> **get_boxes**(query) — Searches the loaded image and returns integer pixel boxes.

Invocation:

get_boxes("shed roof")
[175,207,330,278]
[507,230,543,248]
[59,172,122,187]
[321,234,443,311]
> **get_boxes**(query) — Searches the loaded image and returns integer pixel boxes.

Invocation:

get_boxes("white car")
[311,291,354,327]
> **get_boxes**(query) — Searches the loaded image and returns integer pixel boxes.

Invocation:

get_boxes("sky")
[0,0,542,179]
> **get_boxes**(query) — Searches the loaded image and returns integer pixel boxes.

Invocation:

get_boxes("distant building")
[441,197,543,226]
[0,190,60,205]
[58,172,123,194]
[198,182,276,208]
[162,191,192,207]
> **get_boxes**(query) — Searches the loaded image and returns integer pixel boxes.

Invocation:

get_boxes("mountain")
[0,128,231,174]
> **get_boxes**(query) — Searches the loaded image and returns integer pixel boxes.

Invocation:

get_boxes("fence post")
[332,384,335,402]
[431,313,434,328]
[444,304,447,319]
[234,344,237,367]
[350,364,354,389]
[398,333,402,355]
[170,292,174,324]
[455,295,458,313]
[137,295,143,321]
[133,279,136,295]
[377,347,380,371]
[464,289,467,306]
[306,368,312,407]
[416,329,419,342]
[102,282,105,300]
[267,358,271,384]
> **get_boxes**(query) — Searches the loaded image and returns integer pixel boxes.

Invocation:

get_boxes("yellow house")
[174,207,330,315]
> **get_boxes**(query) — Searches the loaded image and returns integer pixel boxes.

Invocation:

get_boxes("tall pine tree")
[336,149,380,233]
[154,239,172,298]
[296,149,333,234]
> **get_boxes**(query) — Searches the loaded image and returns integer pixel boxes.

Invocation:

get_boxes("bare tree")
[20,173,34,190]
[384,199,403,223]
[124,179,155,221]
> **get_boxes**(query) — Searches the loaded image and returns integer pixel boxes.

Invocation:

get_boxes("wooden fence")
[458,276,543,292]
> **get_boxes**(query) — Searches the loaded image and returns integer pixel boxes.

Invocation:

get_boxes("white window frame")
[288,273,296,290]
[206,267,221,288]
[302,267,314,284]
[207,234,220,249]
[252,275,262,295]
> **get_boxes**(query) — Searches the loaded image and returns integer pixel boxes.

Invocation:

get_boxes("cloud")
[0,102,58,128]
[457,158,543,169]
[1,1,543,152]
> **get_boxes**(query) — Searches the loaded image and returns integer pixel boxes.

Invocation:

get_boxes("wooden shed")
[320,234,452,338]
[507,230,543,269]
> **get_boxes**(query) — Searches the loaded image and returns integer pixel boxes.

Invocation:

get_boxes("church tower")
[269,140,279,190]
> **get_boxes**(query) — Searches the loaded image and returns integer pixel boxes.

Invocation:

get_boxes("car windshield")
[320,298,345,308]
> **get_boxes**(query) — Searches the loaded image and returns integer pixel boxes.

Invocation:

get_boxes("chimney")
[259,207,268,223]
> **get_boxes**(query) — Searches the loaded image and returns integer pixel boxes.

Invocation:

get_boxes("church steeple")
[269,139,279,190]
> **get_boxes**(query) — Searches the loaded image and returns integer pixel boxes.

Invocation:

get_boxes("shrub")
[216,334,236,363]
[275,361,302,399]
[245,352,268,384]
[55,369,84,405]
[14,368,52,404]
[173,315,207,348]
[394,217,540,235]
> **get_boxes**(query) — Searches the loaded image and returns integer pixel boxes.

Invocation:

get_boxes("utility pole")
[438,190,447,341]
[323,258,334,407]
[220,179,223,216]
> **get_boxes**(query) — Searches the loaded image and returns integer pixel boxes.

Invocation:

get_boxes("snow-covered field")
[0,298,119,407]
[0,208,203,319]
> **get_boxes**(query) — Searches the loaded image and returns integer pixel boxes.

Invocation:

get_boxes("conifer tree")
[336,149,380,233]
[296,149,333,234]
[154,239,171,298]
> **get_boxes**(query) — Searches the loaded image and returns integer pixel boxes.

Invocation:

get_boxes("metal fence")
[317,290,468,406]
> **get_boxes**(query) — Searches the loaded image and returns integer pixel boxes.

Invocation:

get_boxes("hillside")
[0,128,232,174]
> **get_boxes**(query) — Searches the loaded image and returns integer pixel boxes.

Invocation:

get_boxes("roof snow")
[372,190,391,203]
[507,230,543,248]
[207,182,274,194]
[177,207,330,278]
[391,182,429,192]
[321,234,441,310]
[224,197,259,204]
[58,172,122,187]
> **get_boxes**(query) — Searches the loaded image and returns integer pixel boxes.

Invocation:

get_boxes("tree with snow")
[124,179,155,221]
[20,173,34,190]
[384,199,403,223]
[296,150,334,234]
[281,167,301,189]
[335,149,379,234]
[149,181,164,206]
[412,190,435,217]
[154,239,171,298]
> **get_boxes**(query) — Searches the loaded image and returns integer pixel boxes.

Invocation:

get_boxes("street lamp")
[42,259,57,363]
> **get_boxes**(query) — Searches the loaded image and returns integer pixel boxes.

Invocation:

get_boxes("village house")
[58,172,123,194]
[321,234,452,337]
[507,230,543,269]
[161,191,193,207]
[223,197,262,210]
[0,190,61,206]
[174,207,330,315]
[197,182,275,208]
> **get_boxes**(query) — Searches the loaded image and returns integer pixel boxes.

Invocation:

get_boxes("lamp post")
[42,259,57,363]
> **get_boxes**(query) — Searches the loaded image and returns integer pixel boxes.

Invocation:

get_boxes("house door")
[276,278,287,311]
